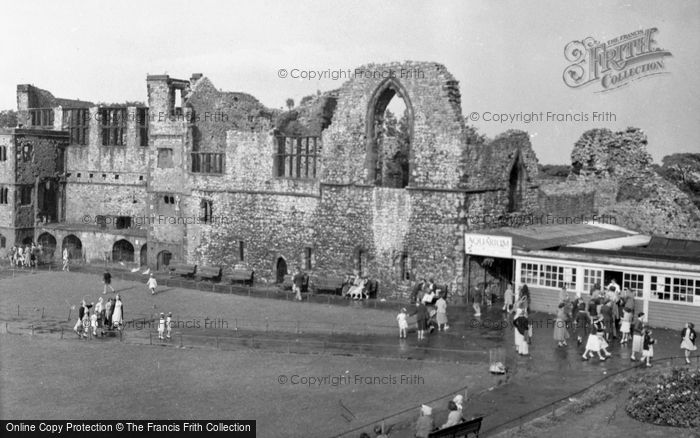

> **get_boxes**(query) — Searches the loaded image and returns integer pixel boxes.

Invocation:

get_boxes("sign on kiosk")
[464,233,512,258]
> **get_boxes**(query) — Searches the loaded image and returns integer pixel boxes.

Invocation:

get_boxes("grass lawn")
[0,334,490,438]
[0,270,496,438]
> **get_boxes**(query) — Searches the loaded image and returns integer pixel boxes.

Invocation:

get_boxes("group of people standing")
[73,295,124,338]
[399,278,449,340]
[542,279,697,367]
[7,243,43,269]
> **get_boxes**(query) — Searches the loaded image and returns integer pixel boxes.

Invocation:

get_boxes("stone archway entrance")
[62,235,82,260]
[157,250,172,271]
[275,257,288,284]
[112,239,134,262]
[37,232,57,263]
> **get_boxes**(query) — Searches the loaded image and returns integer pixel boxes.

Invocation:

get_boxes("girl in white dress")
[681,322,697,364]
[396,308,408,339]
[112,295,123,329]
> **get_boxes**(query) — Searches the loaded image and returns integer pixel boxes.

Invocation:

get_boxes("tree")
[285,98,294,111]
[299,95,315,106]
[0,109,18,128]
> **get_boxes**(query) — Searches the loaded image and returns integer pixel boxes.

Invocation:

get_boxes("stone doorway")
[275,257,288,284]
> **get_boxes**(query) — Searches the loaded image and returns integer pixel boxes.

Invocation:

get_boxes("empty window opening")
[399,252,410,281]
[64,108,89,145]
[99,108,127,146]
[303,247,313,270]
[200,199,213,224]
[157,148,174,168]
[137,107,149,146]
[29,109,54,127]
[37,179,59,223]
[191,152,224,174]
[507,155,525,213]
[115,216,132,229]
[274,136,319,179]
[367,81,412,188]
[19,185,32,205]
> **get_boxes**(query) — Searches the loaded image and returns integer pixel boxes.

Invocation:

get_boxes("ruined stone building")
[0,62,541,295]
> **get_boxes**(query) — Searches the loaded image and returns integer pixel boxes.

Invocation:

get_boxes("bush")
[626,367,700,428]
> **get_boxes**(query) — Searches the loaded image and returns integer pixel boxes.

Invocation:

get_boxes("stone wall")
[10,64,558,296]
[567,128,700,239]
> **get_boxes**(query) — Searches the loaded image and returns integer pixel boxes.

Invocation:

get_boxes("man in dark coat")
[410,302,429,340]
[600,300,614,341]
[410,278,426,304]
[103,271,115,294]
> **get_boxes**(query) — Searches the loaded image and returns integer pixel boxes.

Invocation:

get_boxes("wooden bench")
[311,275,346,295]
[169,263,197,279]
[224,269,255,286]
[197,266,222,282]
[428,416,483,438]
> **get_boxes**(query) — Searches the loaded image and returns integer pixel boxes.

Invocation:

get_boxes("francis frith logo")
[563,27,672,92]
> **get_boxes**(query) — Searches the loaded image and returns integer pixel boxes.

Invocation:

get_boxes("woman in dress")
[410,301,429,341]
[440,401,464,429]
[574,297,590,346]
[435,293,448,331]
[112,295,123,330]
[553,302,570,347]
[583,315,607,361]
[513,309,529,356]
[681,322,697,365]
[619,307,632,345]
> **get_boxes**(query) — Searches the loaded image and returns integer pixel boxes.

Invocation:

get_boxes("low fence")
[332,352,700,437]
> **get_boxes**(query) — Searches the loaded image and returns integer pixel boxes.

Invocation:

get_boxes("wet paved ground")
[1,267,697,437]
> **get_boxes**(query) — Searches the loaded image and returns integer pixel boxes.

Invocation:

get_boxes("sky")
[1,0,698,164]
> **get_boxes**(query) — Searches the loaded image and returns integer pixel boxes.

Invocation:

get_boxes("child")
[146,274,158,295]
[90,309,98,337]
[166,312,172,340]
[396,308,408,339]
[681,322,697,364]
[619,307,632,344]
[158,313,165,340]
[472,287,482,317]
[503,284,514,313]
[642,328,655,367]
[82,309,90,338]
